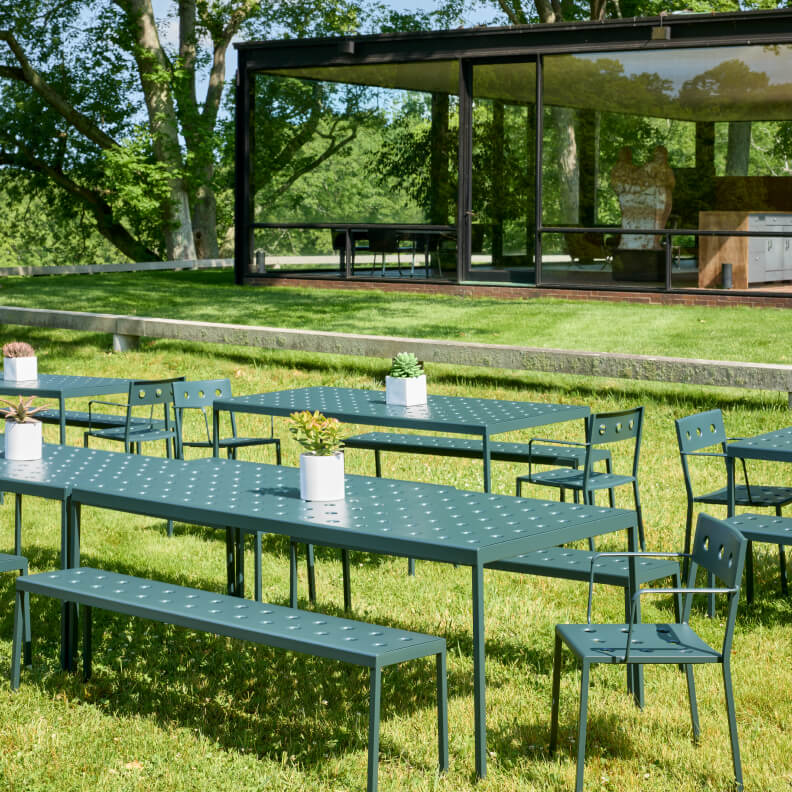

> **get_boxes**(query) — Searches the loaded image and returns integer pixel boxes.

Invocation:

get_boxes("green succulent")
[389,352,424,379]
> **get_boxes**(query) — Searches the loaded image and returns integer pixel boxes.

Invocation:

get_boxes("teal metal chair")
[172,378,285,603]
[84,377,182,457]
[85,377,184,536]
[517,407,645,549]
[1,552,30,667]
[172,379,281,463]
[550,513,747,792]
[675,409,792,605]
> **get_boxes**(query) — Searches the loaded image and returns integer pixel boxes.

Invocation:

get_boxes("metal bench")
[343,431,611,488]
[36,409,165,431]
[11,567,448,792]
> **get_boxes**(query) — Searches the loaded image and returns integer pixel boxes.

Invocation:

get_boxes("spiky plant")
[2,341,35,358]
[389,352,424,379]
[0,396,49,424]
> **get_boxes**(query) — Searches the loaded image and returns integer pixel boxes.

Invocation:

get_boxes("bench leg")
[367,666,382,792]
[779,544,788,596]
[290,541,298,608]
[307,544,316,604]
[746,541,755,604]
[15,494,22,555]
[374,450,382,479]
[407,558,416,576]
[82,605,92,681]
[10,591,24,690]
[437,651,449,773]
[22,590,31,668]
[254,532,263,602]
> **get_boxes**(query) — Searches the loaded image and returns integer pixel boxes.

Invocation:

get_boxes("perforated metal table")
[212,386,590,491]
[0,374,130,443]
[726,427,792,514]
[67,454,638,779]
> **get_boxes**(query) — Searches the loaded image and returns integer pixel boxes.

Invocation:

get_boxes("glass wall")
[539,45,792,291]
[252,62,459,279]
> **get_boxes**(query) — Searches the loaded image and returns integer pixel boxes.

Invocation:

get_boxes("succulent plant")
[2,341,35,358]
[289,410,344,455]
[0,396,50,424]
[389,352,424,379]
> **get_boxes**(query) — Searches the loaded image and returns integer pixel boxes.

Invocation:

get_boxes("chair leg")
[722,660,743,791]
[254,532,263,602]
[367,666,382,792]
[745,540,755,604]
[10,590,24,690]
[550,632,563,753]
[682,503,694,580]
[274,439,282,466]
[632,480,645,551]
[779,544,788,596]
[515,477,523,497]
[436,651,449,773]
[341,549,352,611]
[374,450,382,479]
[407,558,416,576]
[22,590,31,668]
[574,661,591,792]
[605,457,615,508]
[685,664,700,741]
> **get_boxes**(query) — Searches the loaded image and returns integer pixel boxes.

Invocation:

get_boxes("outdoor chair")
[517,407,646,550]
[84,377,184,536]
[675,408,792,606]
[550,513,747,792]
[173,378,284,602]
[1,552,30,667]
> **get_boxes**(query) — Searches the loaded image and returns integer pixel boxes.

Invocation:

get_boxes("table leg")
[225,527,236,595]
[235,527,245,597]
[471,562,487,779]
[14,493,22,555]
[213,410,221,457]
[59,396,67,444]
[482,433,491,493]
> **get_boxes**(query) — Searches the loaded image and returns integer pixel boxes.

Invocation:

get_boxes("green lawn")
[0,275,790,791]
[2,268,792,361]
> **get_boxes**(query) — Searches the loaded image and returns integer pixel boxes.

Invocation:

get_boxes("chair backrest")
[584,406,644,479]
[684,513,747,652]
[128,378,180,407]
[674,409,727,503]
[172,378,234,450]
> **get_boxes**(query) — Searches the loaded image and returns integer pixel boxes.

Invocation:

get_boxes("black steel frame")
[234,8,792,294]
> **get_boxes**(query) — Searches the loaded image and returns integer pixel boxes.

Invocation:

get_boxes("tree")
[0,0,361,262]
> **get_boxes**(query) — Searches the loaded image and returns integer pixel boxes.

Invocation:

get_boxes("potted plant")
[289,410,345,501]
[385,352,427,406]
[3,341,37,382]
[1,396,49,460]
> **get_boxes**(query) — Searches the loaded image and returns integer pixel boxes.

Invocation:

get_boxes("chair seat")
[725,512,792,545]
[557,622,721,664]
[528,468,635,491]
[694,484,792,509]
[86,425,175,443]
[0,553,27,573]
[486,548,679,587]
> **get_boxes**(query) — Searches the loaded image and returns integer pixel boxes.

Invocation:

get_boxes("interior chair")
[366,228,400,276]
[517,407,646,549]
[2,552,31,667]
[550,512,747,792]
[173,378,284,603]
[84,377,184,536]
[676,408,792,606]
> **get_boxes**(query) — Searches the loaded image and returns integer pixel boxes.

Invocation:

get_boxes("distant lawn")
[2,268,792,363]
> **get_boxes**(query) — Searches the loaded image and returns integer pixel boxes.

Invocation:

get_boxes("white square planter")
[3,356,37,382]
[299,451,345,501]
[4,420,43,460]
[385,374,427,406]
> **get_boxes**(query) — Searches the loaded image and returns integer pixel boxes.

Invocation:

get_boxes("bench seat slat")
[343,432,610,466]
[36,409,165,431]
[16,568,444,668]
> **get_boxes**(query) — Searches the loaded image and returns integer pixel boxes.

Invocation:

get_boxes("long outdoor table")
[66,453,638,779]
[0,374,130,443]
[212,386,590,492]
[726,426,792,514]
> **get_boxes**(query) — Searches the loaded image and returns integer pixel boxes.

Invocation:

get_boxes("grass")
[2,268,792,361]
[0,276,790,791]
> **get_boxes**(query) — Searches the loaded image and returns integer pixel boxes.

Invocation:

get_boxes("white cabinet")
[748,213,792,284]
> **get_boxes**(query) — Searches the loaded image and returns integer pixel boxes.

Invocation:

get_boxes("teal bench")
[11,568,448,792]
[343,432,612,491]
[36,409,166,431]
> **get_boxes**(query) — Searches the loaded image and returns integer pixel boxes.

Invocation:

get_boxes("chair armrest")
[680,450,727,459]
[88,399,128,432]
[586,551,688,622]
[528,437,588,480]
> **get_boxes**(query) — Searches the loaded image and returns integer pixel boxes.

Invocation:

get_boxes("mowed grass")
[0,283,790,791]
[2,268,792,361]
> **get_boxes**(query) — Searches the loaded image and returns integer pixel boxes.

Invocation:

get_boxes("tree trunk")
[552,106,579,224]
[726,121,751,176]
[192,182,220,259]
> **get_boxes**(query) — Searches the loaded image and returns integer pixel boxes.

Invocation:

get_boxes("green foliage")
[389,352,424,378]
[0,395,49,423]
[288,409,344,455]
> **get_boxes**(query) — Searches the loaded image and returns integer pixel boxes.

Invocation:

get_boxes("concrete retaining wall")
[2,305,790,403]
[0,259,232,278]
